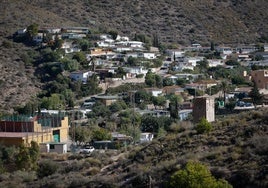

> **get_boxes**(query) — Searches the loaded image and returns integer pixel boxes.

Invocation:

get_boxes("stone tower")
[193,96,215,123]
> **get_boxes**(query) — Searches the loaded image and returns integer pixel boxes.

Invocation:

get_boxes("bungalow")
[40,142,67,154]
[178,109,192,121]
[165,49,185,60]
[70,70,94,83]
[185,57,204,66]
[216,46,233,55]
[94,95,120,106]
[162,85,184,95]
[236,45,258,54]
[140,132,154,143]
[128,41,143,48]
[207,59,224,67]
[63,27,89,34]
[113,45,132,52]
[96,40,115,47]
[143,52,157,59]
[123,66,148,75]
[41,27,61,34]
[61,41,80,54]
[61,33,86,39]
[144,88,163,97]
[175,73,202,81]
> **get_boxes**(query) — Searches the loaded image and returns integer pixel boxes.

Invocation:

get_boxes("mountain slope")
[0,0,268,112]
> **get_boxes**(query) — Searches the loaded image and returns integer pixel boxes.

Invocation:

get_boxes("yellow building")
[0,114,69,147]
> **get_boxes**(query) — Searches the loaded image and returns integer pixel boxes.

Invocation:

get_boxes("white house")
[70,70,94,83]
[216,47,233,55]
[207,59,224,67]
[144,88,163,97]
[179,109,192,121]
[184,57,204,66]
[264,44,268,52]
[140,133,154,143]
[128,41,143,48]
[40,142,67,154]
[100,34,112,40]
[61,41,80,54]
[143,52,156,59]
[123,66,148,75]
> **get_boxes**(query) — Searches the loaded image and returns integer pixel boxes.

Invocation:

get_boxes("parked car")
[79,145,95,154]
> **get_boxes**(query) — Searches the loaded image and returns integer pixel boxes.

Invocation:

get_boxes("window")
[50,144,55,150]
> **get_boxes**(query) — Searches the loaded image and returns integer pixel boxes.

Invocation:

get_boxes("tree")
[195,117,212,134]
[26,23,38,38]
[69,125,91,145]
[220,80,228,103]
[127,56,139,66]
[145,70,156,87]
[249,81,263,105]
[169,95,183,119]
[73,52,87,67]
[168,161,232,188]
[141,115,172,134]
[163,77,174,86]
[14,141,39,171]
[51,33,63,50]
[152,96,166,109]
[108,30,118,40]
[78,39,92,51]
[92,128,112,141]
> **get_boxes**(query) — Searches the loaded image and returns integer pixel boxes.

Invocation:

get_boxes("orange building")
[0,114,69,147]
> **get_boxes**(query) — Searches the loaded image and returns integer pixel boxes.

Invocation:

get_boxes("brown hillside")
[0,0,268,112]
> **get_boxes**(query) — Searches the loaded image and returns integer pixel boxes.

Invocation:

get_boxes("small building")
[40,142,67,154]
[70,70,94,83]
[140,132,154,143]
[179,109,192,121]
[94,95,120,106]
[144,88,163,97]
[193,96,215,123]
[251,70,268,89]
[162,85,184,95]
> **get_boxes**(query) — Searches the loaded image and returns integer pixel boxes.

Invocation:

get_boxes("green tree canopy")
[69,125,91,145]
[92,128,112,141]
[168,161,232,188]
[195,117,212,134]
[249,81,263,105]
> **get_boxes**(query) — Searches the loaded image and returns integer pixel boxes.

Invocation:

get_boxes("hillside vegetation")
[0,109,267,187]
[0,0,268,111]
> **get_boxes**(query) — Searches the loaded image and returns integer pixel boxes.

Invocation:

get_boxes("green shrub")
[195,117,212,134]
[168,161,232,188]
[37,160,58,178]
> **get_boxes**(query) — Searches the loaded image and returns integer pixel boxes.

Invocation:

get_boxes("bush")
[195,117,212,134]
[168,161,232,188]
[37,160,58,178]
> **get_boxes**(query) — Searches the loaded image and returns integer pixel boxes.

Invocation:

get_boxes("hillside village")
[0,24,268,187]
